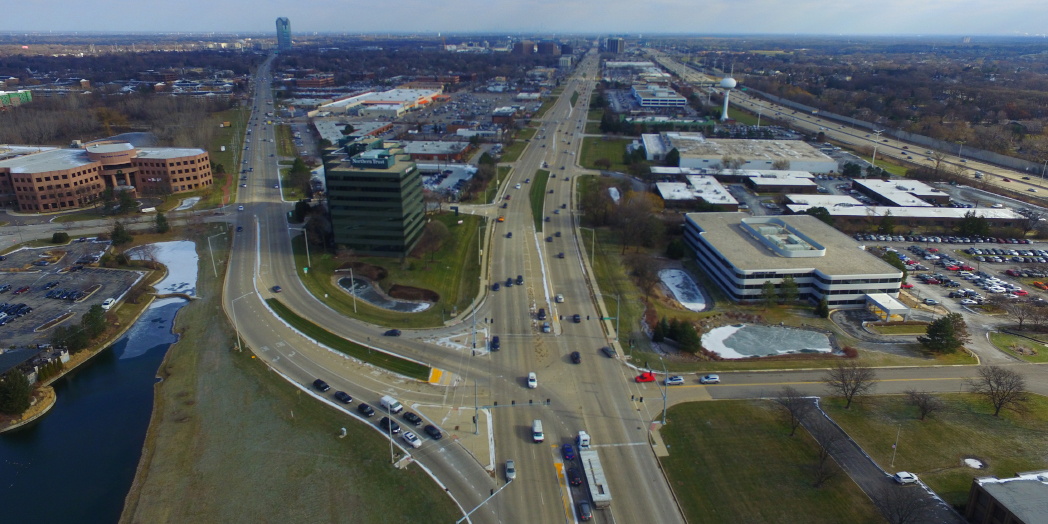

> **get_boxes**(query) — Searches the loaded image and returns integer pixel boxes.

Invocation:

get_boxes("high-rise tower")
[276,18,291,51]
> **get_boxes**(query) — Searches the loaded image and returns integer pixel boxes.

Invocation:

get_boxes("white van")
[532,419,544,443]
[380,395,404,414]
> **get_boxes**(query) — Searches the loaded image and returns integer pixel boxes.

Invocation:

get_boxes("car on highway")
[515,183,521,189]
[557,252,565,258]
[602,346,617,358]
[333,391,353,404]
[236,226,243,232]
[505,460,516,481]
[505,278,513,287]
[384,329,401,337]
[424,424,443,440]
[572,314,581,323]
[379,416,401,434]
[527,372,538,388]
[578,501,593,521]
[506,232,512,238]
[492,283,500,291]
[238,205,244,211]
[561,443,575,460]
[546,236,553,242]
[505,195,511,200]
[271,285,282,293]
[402,431,422,448]
[635,372,656,383]
[490,336,500,351]
[313,379,331,392]
[516,275,524,285]
[570,351,581,364]
[402,412,423,426]
[893,472,918,485]
[357,403,376,417]
[567,467,583,486]
[665,376,685,386]
[699,374,720,384]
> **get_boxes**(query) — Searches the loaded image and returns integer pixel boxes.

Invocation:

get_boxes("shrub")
[841,346,858,358]
[52,232,70,244]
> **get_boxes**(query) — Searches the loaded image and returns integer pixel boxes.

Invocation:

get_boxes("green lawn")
[291,212,483,328]
[570,91,580,106]
[275,124,295,157]
[867,323,930,336]
[529,169,550,232]
[587,109,603,121]
[266,299,430,380]
[825,394,1048,509]
[725,104,761,126]
[517,127,537,140]
[854,152,909,177]
[660,401,883,524]
[279,167,305,201]
[208,107,249,178]
[580,137,632,172]
[465,166,512,205]
[500,141,528,163]
[988,332,1048,363]
[534,99,557,119]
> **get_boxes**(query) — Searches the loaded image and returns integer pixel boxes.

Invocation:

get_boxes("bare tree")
[135,243,160,270]
[1019,212,1043,237]
[626,254,663,304]
[774,386,814,436]
[930,150,948,177]
[873,484,933,524]
[967,366,1029,417]
[806,423,844,488]
[771,159,791,171]
[824,361,876,409]
[904,390,945,421]
[1004,301,1034,329]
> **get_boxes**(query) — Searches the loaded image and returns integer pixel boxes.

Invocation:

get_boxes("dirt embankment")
[388,285,440,303]
[336,261,388,281]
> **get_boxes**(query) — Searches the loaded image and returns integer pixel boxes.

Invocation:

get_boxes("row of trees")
[651,317,701,353]
[51,304,109,354]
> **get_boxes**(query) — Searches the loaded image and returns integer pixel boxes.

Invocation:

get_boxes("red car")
[1014,290,1029,296]
[1006,269,1020,277]
[946,265,960,271]
[505,195,511,200]
[961,265,975,271]
[900,283,914,289]
[13,286,30,295]
[1002,178,1012,182]
[635,372,656,383]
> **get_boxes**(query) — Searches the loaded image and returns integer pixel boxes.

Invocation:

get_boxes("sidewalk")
[417,404,494,471]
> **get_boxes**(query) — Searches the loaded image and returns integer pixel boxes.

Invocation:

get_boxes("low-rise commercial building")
[325,148,425,256]
[643,132,838,173]
[0,90,32,109]
[852,178,949,206]
[965,470,1048,524]
[684,213,903,307]
[783,204,1024,230]
[655,174,738,211]
[631,84,687,108]
[401,141,471,162]
[0,142,211,212]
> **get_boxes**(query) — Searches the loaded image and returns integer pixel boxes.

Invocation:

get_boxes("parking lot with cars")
[0,239,144,345]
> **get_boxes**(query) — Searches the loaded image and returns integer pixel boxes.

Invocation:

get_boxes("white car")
[960,299,978,306]
[527,372,538,389]
[401,431,422,448]
[699,374,720,384]
[893,472,918,485]
[665,376,685,386]
[515,183,521,189]
[101,298,116,311]
[238,205,245,211]
[555,294,564,303]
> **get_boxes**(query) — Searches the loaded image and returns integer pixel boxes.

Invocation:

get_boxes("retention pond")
[701,324,834,359]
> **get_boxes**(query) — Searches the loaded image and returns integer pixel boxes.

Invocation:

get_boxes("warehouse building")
[654,172,738,211]
[852,178,950,207]
[401,141,471,162]
[0,142,211,212]
[783,204,1024,230]
[0,90,32,109]
[325,148,425,256]
[643,132,838,173]
[684,213,903,307]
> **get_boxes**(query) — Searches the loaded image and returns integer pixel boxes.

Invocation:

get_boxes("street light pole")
[230,292,251,352]
[350,267,357,313]
[302,228,312,269]
[207,231,226,278]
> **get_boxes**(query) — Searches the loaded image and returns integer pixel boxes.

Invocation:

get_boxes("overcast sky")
[6,0,1048,37]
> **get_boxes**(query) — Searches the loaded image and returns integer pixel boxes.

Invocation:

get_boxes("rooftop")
[649,133,835,163]
[0,148,93,174]
[401,141,469,155]
[976,470,1048,524]
[313,119,349,144]
[86,142,135,154]
[854,179,943,207]
[656,175,737,205]
[784,205,1026,220]
[748,176,817,187]
[136,147,206,159]
[785,194,865,208]
[687,212,902,275]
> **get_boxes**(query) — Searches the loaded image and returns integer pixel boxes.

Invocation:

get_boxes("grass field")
[208,107,249,179]
[725,104,761,126]
[587,110,603,121]
[534,99,557,119]
[120,228,459,523]
[825,394,1048,509]
[266,299,430,380]
[854,152,909,177]
[466,166,512,204]
[584,122,602,135]
[530,170,550,232]
[660,401,882,524]
[275,124,295,157]
[278,167,305,201]
[500,140,527,163]
[580,137,631,172]
[517,127,537,140]
[570,91,580,106]
[988,332,1048,363]
[867,324,930,335]
[291,212,483,328]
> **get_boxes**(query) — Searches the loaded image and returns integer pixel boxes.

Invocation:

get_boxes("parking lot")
[0,239,145,346]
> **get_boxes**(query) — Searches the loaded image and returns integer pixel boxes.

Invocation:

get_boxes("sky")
[6,0,1048,36]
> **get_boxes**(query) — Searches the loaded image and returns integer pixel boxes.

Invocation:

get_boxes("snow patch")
[964,458,984,469]
[173,196,200,211]
[659,269,707,312]
[701,324,833,359]
[608,187,621,204]
[128,240,198,297]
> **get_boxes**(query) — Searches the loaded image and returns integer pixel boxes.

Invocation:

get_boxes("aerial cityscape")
[2,8,1048,524]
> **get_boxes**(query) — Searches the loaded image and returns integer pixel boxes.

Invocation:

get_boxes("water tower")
[719,76,737,121]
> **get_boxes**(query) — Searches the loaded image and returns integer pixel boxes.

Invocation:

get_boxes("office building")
[0,142,212,212]
[685,213,903,307]
[631,85,687,108]
[852,179,950,207]
[965,470,1048,524]
[784,203,1024,229]
[536,41,562,55]
[401,141,470,162]
[642,132,839,173]
[512,41,535,55]
[276,17,292,51]
[606,38,625,53]
[325,148,425,256]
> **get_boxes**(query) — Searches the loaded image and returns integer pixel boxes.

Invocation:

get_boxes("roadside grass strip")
[530,169,551,232]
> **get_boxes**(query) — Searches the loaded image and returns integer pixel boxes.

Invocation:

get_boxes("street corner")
[416,404,494,470]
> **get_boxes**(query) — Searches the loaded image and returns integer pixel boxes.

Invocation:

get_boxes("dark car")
[333,391,353,404]
[492,283,500,291]
[272,285,282,293]
[561,443,575,460]
[557,252,565,259]
[506,232,513,238]
[570,351,581,364]
[0,255,6,261]
[357,403,376,417]
[567,467,583,486]
[424,424,443,440]
[313,379,331,392]
[572,314,581,323]
[491,336,500,351]
[402,412,423,426]
[515,275,523,285]
[379,416,401,435]
[578,501,593,521]
[236,226,243,232]
[384,329,401,337]
[555,231,561,237]
[546,236,553,242]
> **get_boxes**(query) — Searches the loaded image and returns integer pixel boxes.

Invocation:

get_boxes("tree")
[117,188,137,214]
[780,275,799,304]
[289,157,313,197]
[877,210,896,234]
[52,232,70,244]
[873,484,933,524]
[100,187,116,214]
[478,152,495,166]
[904,390,945,421]
[771,159,791,171]
[628,254,662,303]
[967,366,1029,417]
[824,361,875,409]
[340,124,356,135]
[317,138,333,150]
[807,422,844,488]
[816,131,826,142]
[774,387,813,437]
[841,162,862,178]
[81,304,108,339]
[664,148,680,167]
[0,369,32,415]
[665,238,686,260]
[956,210,990,237]
[593,158,612,170]
[881,251,908,283]
[917,314,962,353]
[1004,301,1034,329]
[154,212,170,234]
[110,221,133,246]
[815,297,830,318]
[1018,212,1043,237]
[760,280,777,309]
[805,206,835,226]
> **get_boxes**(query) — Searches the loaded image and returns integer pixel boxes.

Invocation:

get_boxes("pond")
[701,324,834,359]
[658,269,707,312]
[337,277,432,313]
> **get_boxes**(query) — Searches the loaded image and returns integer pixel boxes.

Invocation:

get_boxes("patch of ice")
[173,196,200,211]
[701,324,834,359]
[700,325,745,359]
[128,241,199,296]
[608,187,621,204]
[964,458,984,469]
[659,269,707,312]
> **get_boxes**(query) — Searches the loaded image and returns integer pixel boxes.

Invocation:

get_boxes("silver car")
[505,460,516,481]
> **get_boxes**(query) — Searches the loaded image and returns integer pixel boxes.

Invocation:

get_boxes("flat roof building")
[276,17,291,51]
[325,148,425,256]
[966,470,1048,524]
[783,204,1025,230]
[631,85,687,108]
[643,133,838,174]
[606,38,625,53]
[655,174,738,211]
[852,178,949,206]
[401,141,470,162]
[685,213,903,307]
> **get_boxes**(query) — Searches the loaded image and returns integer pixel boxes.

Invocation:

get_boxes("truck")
[579,450,612,509]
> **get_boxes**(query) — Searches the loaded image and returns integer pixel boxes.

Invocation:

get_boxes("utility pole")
[350,267,357,313]
[302,228,311,269]
[890,425,901,467]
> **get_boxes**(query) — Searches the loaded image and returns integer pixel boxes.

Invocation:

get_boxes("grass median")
[581,137,632,172]
[570,91,580,106]
[530,169,550,232]
[867,323,930,336]
[988,331,1048,363]
[266,298,430,380]
[660,400,881,524]
[517,127,537,140]
[275,124,295,157]
[825,394,1048,509]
